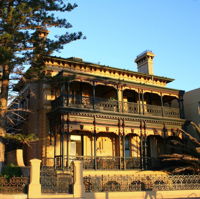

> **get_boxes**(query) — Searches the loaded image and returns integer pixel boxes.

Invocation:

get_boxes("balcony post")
[54,133,56,169]
[117,86,123,112]
[94,133,97,170]
[141,91,145,115]
[67,81,70,106]
[122,119,126,169]
[161,94,165,117]
[119,134,121,169]
[92,82,96,110]
[122,135,126,169]
[66,133,69,169]
[140,122,144,170]
[179,91,185,119]
[60,131,64,169]
[138,89,141,114]
[143,122,148,170]
[93,116,97,169]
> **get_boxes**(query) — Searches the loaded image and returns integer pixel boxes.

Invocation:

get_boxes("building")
[12,51,185,170]
[184,88,200,126]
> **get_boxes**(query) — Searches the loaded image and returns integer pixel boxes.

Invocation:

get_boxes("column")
[93,116,97,169]
[138,89,141,114]
[143,122,148,170]
[179,91,185,118]
[28,159,42,198]
[160,94,164,117]
[92,82,96,110]
[117,86,123,112]
[122,119,126,169]
[118,134,122,169]
[73,161,85,198]
[0,140,4,172]
[60,132,64,169]
[141,91,145,115]
[122,135,126,169]
[67,81,70,106]
[140,121,144,170]
[54,133,56,168]
[66,133,69,168]
[94,133,97,169]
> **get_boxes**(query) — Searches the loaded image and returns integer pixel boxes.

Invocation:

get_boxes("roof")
[43,55,174,83]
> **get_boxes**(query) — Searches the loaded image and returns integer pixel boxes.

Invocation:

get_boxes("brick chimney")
[135,50,155,75]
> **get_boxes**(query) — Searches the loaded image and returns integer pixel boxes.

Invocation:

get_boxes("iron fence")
[0,176,29,193]
[42,156,142,170]
[40,166,73,194]
[83,174,200,192]
[51,95,180,118]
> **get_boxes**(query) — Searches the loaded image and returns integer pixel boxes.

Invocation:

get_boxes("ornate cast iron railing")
[83,174,200,192]
[40,166,73,194]
[163,106,180,118]
[0,177,29,193]
[124,157,141,169]
[96,156,120,170]
[122,101,139,114]
[144,104,163,116]
[43,156,141,170]
[51,95,180,118]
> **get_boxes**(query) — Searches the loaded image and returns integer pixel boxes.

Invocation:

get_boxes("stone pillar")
[28,159,41,198]
[73,160,85,198]
[16,149,25,167]
[0,140,4,172]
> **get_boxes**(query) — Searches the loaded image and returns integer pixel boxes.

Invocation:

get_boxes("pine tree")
[0,0,84,170]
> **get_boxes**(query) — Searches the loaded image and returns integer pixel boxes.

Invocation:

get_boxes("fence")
[40,166,73,194]
[83,174,200,192]
[0,176,29,193]
[1,159,200,199]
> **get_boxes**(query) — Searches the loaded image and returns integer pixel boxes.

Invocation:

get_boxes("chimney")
[135,50,155,75]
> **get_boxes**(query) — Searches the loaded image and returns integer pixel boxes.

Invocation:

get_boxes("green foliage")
[3,133,38,148]
[1,164,22,179]
[0,0,84,79]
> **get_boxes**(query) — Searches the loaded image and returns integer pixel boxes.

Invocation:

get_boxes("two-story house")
[13,51,185,170]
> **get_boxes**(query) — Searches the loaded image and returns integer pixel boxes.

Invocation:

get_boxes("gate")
[40,166,73,194]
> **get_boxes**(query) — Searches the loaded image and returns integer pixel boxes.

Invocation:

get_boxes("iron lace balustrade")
[163,106,180,118]
[94,98,119,112]
[83,174,200,192]
[0,177,29,193]
[51,95,181,118]
[40,166,73,194]
[124,157,141,169]
[122,101,139,114]
[143,104,163,116]
[49,156,141,170]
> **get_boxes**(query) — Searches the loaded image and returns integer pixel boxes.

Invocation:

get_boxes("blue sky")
[53,0,200,92]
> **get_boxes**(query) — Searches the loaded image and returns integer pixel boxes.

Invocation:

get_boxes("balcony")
[51,95,180,118]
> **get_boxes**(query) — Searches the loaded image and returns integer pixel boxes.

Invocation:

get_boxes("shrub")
[1,164,22,179]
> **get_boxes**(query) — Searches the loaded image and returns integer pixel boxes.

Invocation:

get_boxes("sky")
[53,0,200,92]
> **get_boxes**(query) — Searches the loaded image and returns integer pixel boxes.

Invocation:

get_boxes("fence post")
[73,160,85,198]
[28,159,41,198]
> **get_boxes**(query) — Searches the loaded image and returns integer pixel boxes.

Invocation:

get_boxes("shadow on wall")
[144,191,157,199]
[85,191,200,199]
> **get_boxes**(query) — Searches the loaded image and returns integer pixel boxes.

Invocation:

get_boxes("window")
[70,135,83,156]
[125,136,130,157]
